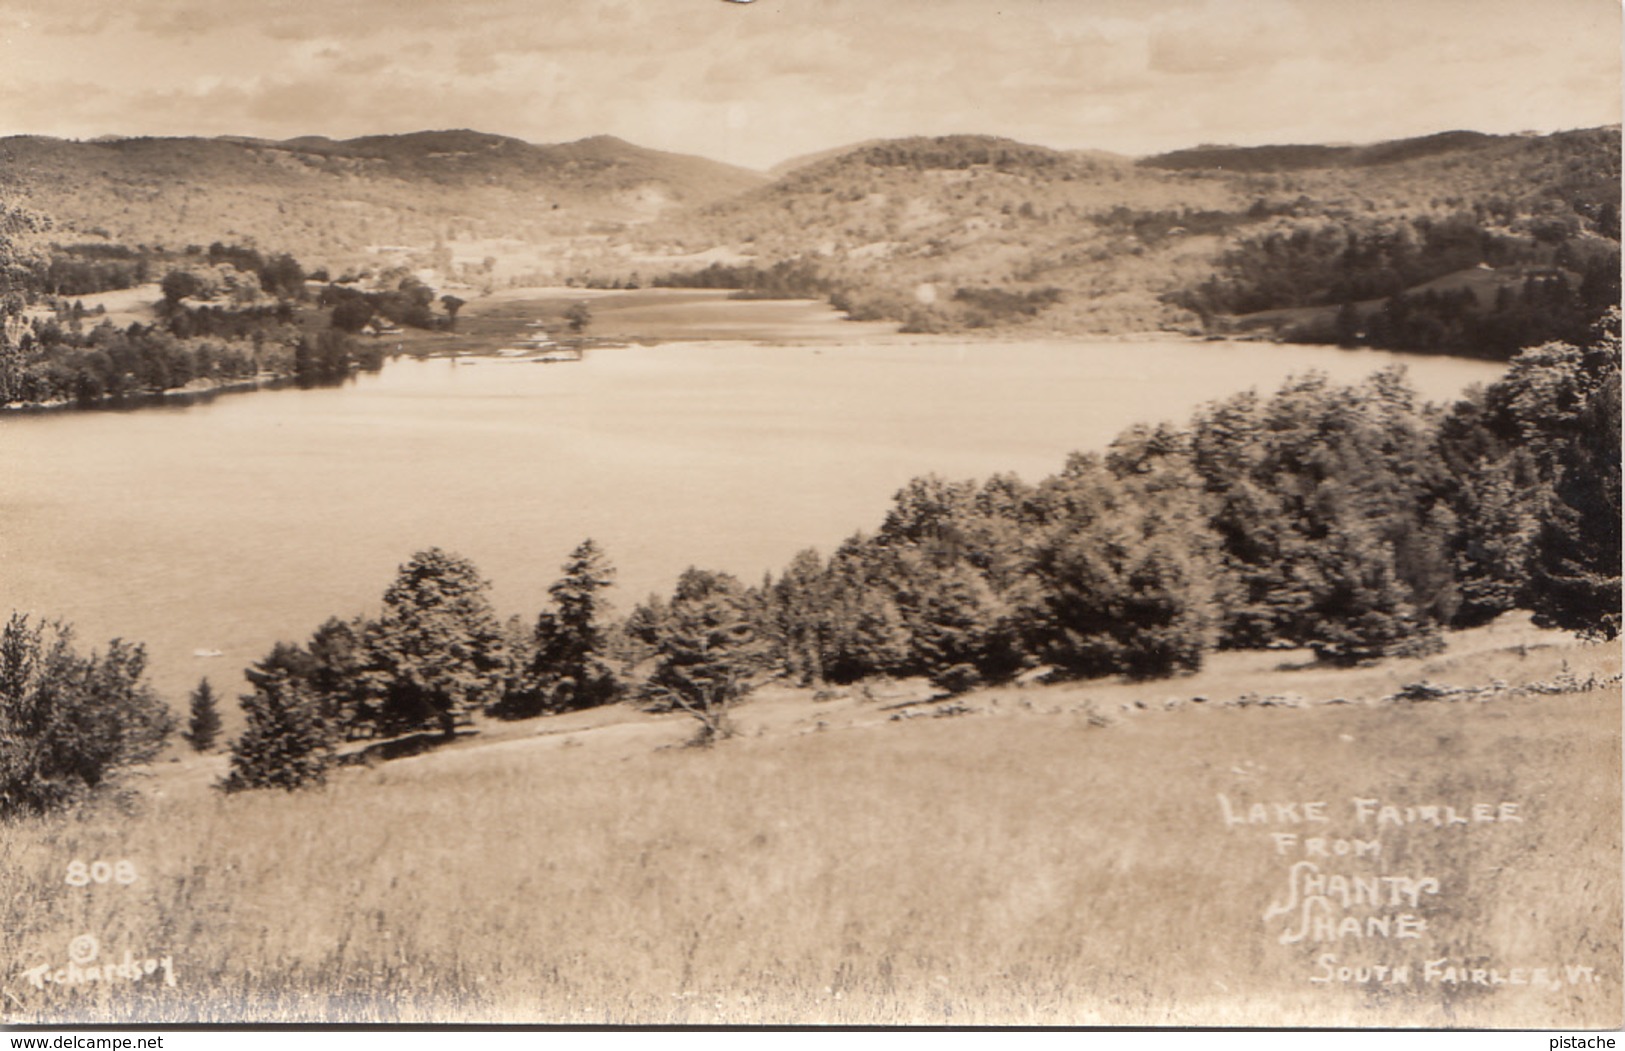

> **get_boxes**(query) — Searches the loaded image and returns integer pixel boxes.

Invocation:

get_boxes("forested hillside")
[628,127,1621,346]
[0,126,1616,345]
[0,131,766,268]
[633,134,1248,333]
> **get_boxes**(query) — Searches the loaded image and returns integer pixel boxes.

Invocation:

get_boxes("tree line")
[652,259,834,300]
[1175,212,1621,355]
[0,312,380,405]
[319,275,465,333]
[0,242,404,407]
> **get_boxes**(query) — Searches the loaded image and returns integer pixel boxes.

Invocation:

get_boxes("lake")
[0,326,1508,704]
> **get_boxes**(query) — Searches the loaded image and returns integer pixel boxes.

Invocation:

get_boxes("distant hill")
[0,130,767,268]
[1141,130,1510,172]
[616,127,1620,337]
[1,125,1615,341]
[767,140,886,178]
[770,138,1130,179]
[621,132,1238,333]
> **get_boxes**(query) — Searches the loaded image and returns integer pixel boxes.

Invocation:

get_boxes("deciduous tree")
[0,614,173,817]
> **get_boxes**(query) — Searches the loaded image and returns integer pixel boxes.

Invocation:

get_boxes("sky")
[0,0,1618,171]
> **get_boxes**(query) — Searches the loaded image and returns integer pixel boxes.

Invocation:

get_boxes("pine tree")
[361,548,508,738]
[506,539,620,716]
[906,561,1026,694]
[1305,512,1443,665]
[640,570,768,745]
[763,548,832,686]
[183,677,222,752]
[222,672,333,792]
[1027,454,1221,679]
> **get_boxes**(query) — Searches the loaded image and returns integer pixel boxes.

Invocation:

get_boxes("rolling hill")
[616,127,1621,337]
[0,130,767,266]
[1139,130,1509,172]
[0,125,1616,340]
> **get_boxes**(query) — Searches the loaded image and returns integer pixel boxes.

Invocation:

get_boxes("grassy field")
[453,287,903,346]
[2,614,1618,1027]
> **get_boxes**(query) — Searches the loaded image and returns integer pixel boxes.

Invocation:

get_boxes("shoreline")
[2,323,1513,415]
[1,372,307,416]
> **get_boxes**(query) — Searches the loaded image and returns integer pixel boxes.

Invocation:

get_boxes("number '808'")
[65,859,137,886]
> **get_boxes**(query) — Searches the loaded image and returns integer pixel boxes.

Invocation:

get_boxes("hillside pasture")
[1,616,1617,1026]
[24,284,162,330]
[456,287,902,345]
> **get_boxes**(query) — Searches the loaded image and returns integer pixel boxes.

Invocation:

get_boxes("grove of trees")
[0,238,397,406]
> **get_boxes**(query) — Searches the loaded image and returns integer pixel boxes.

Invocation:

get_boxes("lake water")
[0,334,1507,704]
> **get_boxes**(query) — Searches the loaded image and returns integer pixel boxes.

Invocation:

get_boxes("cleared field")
[2,616,1618,1027]
[24,284,162,330]
[456,287,902,345]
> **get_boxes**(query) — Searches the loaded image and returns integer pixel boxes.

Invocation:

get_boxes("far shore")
[3,285,1514,414]
[0,371,297,415]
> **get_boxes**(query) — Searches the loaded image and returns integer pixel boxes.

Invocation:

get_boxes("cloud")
[1147,0,1306,75]
[0,0,1615,169]
[131,4,238,38]
[39,12,111,36]
[318,48,396,76]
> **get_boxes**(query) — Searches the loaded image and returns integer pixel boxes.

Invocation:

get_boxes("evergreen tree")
[222,671,333,792]
[1304,510,1443,664]
[1026,455,1221,679]
[1445,453,1542,625]
[640,570,768,745]
[1190,370,1456,656]
[763,548,834,686]
[306,616,372,737]
[362,548,508,738]
[1446,311,1622,632]
[501,539,619,716]
[183,677,222,752]
[905,560,1027,694]
[827,587,914,682]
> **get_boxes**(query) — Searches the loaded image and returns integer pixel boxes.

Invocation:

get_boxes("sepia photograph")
[0,0,1620,1032]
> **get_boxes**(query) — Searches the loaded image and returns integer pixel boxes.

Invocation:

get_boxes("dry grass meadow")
[2,613,1618,1027]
